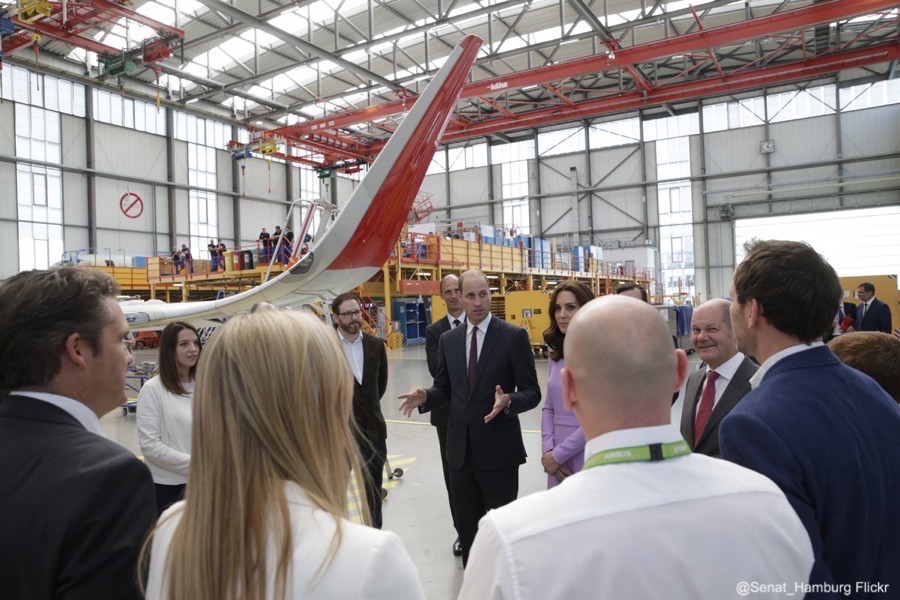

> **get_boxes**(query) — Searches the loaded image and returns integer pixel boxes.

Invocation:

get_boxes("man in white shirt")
[333,292,389,528]
[680,298,757,457]
[0,268,156,599]
[459,294,814,599]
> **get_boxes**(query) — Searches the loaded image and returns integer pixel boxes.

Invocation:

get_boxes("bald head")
[562,295,686,437]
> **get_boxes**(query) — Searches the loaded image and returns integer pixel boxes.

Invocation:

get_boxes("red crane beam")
[269,0,898,140]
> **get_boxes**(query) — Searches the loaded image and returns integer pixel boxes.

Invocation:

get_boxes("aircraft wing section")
[124,35,483,329]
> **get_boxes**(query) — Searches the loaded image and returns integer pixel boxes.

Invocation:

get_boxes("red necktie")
[468,326,478,388]
[694,371,719,446]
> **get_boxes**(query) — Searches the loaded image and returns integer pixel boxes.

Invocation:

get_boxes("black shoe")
[452,537,463,557]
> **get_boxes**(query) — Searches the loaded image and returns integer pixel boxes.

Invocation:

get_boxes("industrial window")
[643,113,699,141]
[297,165,323,237]
[538,126,585,157]
[0,66,85,117]
[702,97,765,132]
[841,79,900,112]
[446,143,487,171]
[767,84,836,123]
[188,142,219,256]
[655,134,695,301]
[589,117,640,148]
[502,199,530,236]
[427,148,447,175]
[15,104,64,270]
[94,89,166,134]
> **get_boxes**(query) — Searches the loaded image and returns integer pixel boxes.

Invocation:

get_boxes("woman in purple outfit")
[541,281,594,488]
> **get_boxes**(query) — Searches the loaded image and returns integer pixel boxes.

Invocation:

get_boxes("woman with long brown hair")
[144,311,423,600]
[540,281,595,488]
[138,321,201,515]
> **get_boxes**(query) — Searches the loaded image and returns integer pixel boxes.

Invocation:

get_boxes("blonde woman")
[138,321,201,515]
[144,312,424,600]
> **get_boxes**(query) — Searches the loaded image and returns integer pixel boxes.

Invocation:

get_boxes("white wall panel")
[63,225,89,257]
[589,146,643,187]
[0,221,18,279]
[769,165,838,189]
[844,158,900,180]
[705,174,768,204]
[841,104,900,158]
[0,101,13,156]
[239,198,291,249]
[238,156,286,200]
[174,189,189,244]
[95,229,154,262]
[93,124,167,180]
[420,173,448,209]
[172,141,188,185]
[218,194,235,242]
[61,115,87,168]
[94,178,155,230]
[63,172,88,226]
[703,125,768,175]
[590,188,645,233]
[538,157,579,197]
[770,116,837,167]
[448,167,488,208]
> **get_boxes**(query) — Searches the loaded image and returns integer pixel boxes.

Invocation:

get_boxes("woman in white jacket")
[137,321,201,515]
[143,311,423,600]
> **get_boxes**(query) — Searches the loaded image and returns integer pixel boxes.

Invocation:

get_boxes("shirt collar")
[447,313,465,327]
[585,424,684,460]
[467,313,492,335]
[9,391,105,437]
[750,342,823,389]
[337,330,362,345]
[707,351,746,380]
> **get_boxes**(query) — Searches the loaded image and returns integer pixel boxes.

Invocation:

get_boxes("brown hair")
[733,240,841,343]
[543,281,595,360]
[0,268,119,394]
[157,321,201,395]
[331,292,361,315]
[828,332,900,403]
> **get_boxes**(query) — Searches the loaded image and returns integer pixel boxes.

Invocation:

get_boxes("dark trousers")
[362,438,387,529]
[450,444,518,565]
[435,425,458,534]
[154,483,185,517]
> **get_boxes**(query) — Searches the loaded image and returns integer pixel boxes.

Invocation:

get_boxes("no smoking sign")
[120,192,144,219]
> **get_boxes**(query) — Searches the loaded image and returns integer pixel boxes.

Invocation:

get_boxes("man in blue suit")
[400,269,541,565]
[721,241,900,597]
[849,282,893,334]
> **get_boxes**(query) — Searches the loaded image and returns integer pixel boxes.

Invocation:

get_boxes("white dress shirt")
[339,331,364,384]
[459,424,814,600]
[447,313,465,329]
[693,351,747,418]
[9,391,105,437]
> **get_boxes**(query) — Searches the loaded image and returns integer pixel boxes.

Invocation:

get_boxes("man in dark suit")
[680,298,757,457]
[721,241,900,593]
[333,292,389,529]
[425,274,465,557]
[822,301,857,343]
[849,282,892,333]
[400,270,541,564]
[0,268,157,599]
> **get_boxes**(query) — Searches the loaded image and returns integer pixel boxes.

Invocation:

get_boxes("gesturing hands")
[484,385,511,423]
[398,389,427,417]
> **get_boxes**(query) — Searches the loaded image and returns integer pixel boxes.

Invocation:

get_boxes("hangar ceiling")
[2,0,898,168]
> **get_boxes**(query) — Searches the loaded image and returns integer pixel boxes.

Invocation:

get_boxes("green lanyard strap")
[583,440,691,469]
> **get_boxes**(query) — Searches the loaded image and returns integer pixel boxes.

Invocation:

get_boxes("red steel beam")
[438,42,900,141]
[270,0,898,139]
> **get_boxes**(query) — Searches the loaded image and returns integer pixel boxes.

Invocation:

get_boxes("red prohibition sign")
[120,192,144,219]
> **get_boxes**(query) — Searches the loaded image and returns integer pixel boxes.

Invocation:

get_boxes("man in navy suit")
[849,282,892,334]
[721,241,900,595]
[400,270,540,564]
[424,274,466,556]
[0,268,156,599]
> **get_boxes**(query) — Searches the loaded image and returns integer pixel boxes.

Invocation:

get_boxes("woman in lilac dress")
[541,281,594,488]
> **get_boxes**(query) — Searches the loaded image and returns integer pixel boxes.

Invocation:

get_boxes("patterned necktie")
[694,371,719,446]
[467,326,478,388]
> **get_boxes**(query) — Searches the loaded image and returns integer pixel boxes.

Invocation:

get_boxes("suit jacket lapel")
[696,357,754,446]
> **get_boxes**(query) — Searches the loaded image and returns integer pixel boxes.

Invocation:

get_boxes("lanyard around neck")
[583,440,691,469]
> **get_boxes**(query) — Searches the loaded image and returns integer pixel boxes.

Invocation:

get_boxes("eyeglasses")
[338,310,362,318]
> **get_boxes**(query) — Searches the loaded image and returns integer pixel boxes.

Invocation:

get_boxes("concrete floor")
[107,344,693,599]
